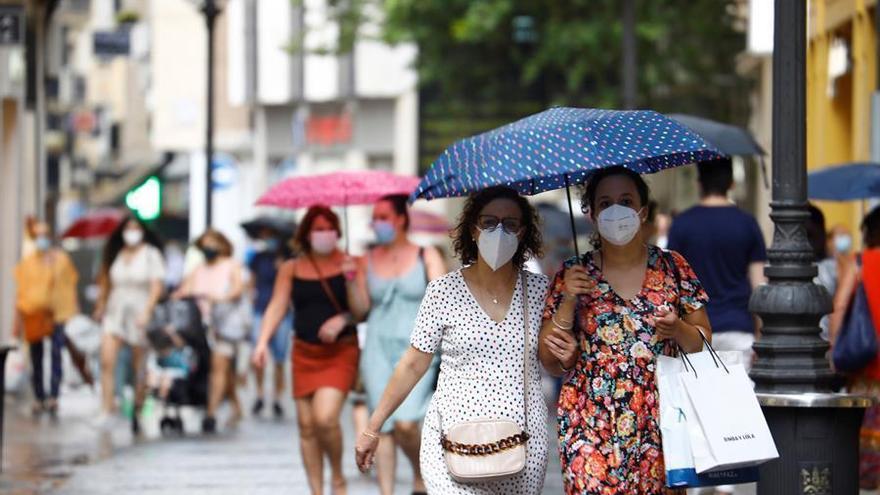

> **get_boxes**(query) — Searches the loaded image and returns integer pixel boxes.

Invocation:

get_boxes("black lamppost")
[198,0,220,227]
[748,1,870,493]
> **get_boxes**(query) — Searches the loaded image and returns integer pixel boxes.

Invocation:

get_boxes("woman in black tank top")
[252,205,368,495]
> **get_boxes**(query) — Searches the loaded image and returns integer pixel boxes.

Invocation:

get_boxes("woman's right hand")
[562,265,591,298]
[252,342,269,369]
[92,305,105,323]
[355,430,380,473]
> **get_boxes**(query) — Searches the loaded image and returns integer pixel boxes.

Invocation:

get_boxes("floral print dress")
[543,246,708,495]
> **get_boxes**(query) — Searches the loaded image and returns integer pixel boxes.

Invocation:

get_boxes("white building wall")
[256,0,293,104]
[303,0,339,102]
[150,0,205,151]
[393,89,419,176]
[226,0,248,106]
[355,41,417,98]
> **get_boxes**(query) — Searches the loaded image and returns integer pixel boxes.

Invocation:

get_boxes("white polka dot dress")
[411,269,549,494]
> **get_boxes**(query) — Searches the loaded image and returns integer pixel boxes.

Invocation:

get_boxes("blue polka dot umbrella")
[410,107,723,258]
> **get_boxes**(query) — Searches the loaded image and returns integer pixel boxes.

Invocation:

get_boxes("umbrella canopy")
[240,216,296,239]
[808,162,880,201]
[411,107,721,202]
[410,107,721,259]
[668,114,765,157]
[61,209,124,239]
[256,170,422,209]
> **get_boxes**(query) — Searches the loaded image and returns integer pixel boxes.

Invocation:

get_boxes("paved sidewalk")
[2,379,565,494]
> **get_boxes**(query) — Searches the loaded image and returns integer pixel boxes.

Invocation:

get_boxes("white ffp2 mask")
[477,227,519,271]
[597,204,643,246]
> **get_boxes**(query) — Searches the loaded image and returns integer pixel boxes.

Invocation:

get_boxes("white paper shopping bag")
[657,352,759,487]
[679,362,779,473]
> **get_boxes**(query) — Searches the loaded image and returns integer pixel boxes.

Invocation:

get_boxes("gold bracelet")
[362,429,380,439]
[555,313,574,325]
[552,314,574,331]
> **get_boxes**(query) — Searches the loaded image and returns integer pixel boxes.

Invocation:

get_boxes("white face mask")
[123,229,143,247]
[310,231,338,255]
[597,204,643,246]
[477,226,519,271]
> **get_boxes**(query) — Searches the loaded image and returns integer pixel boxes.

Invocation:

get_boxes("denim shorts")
[252,312,293,363]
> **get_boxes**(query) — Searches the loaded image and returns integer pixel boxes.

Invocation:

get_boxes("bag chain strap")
[439,271,531,455]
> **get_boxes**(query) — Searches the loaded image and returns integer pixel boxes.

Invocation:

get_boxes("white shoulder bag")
[440,271,531,483]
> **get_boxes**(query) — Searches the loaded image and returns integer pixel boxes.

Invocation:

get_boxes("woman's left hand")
[318,314,348,343]
[341,255,358,281]
[135,310,152,330]
[653,305,681,341]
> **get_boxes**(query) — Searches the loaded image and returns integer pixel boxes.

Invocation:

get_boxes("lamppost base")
[756,392,872,495]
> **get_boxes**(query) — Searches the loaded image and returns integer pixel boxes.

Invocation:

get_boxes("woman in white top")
[93,216,166,433]
[356,186,550,494]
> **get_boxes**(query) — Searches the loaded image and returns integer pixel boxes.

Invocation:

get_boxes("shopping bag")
[4,349,27,394]
[657,350,760,488]
[679,361,779,473]
[832,283,878,372]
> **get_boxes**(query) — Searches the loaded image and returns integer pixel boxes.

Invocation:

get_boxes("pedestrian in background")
[174,229,246,433]
[254,205,367,495]
[13,220,80,418]
[829,223,856,260]
[356,186,549,494]
[356,194,446,495]
[93,216,165,433]
[541,166,711,494]
[668,157,766,370]
[829,206,880,490]
[247,227,292,419]
[827,223,857,301]
[806,204,837,340]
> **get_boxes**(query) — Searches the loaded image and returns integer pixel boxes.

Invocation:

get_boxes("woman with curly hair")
[539,166,712,494]
[356,186,550,494]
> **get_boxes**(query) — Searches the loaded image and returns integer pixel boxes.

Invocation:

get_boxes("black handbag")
[832,282,879,373]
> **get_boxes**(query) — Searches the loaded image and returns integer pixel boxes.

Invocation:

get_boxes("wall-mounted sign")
[126,176,162,221]
[306,112,352,146]
[93,30,131,56]
[70,110,98,134]
[0,6,23,46]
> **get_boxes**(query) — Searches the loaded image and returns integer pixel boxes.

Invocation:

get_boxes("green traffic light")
[125,176,161,221]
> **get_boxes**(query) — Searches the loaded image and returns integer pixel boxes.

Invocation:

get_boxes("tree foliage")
[308,1,746,117]
[299,0,750,169]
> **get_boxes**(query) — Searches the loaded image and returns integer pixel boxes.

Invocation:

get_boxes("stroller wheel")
[172,417,185,435]
[160,417,175,436]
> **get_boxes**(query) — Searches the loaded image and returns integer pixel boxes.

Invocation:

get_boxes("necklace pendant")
[492,298,498,304]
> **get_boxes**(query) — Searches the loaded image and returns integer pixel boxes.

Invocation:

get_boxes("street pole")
[203,0,219,228]
[749,1,870,492]
[34,0,46,220]
[621,0,637,109]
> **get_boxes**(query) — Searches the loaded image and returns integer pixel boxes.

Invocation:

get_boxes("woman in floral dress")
[539,166,712,494]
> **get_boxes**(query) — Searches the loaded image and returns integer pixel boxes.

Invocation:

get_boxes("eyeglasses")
[477,215,523,234]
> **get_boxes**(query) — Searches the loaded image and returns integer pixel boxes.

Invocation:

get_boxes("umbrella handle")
[564,175,582,264]
[344,205,350,254]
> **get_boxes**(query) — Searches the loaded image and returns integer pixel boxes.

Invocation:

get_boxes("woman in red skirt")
[253,205,368,495]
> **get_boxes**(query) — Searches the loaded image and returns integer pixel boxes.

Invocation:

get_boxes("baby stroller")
[146,297,211,436]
